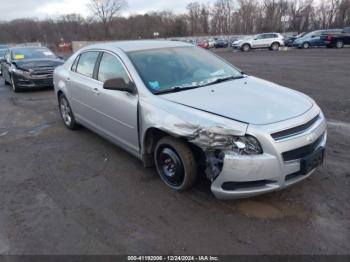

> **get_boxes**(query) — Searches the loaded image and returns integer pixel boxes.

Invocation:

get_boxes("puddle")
[236,200,308,220]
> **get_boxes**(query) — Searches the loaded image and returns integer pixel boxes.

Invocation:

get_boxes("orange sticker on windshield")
[15,54,25,60]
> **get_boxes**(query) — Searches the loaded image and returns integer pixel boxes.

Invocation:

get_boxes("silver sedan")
[53,41,327,199]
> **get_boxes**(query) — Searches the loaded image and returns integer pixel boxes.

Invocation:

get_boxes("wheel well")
[142,127,206,169]
[57,90,64,100]
[271,41,280,46]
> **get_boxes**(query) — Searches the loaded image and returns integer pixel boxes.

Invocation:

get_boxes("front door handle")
[92,88,100,95]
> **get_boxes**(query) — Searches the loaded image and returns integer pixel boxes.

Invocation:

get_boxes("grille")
[271,114,320,141]
[30,67,54,77]
[33,78,54,86]
[282,134,324,162]
[222,180,275,191]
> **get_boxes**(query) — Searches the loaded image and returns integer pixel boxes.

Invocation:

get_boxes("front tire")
[302,42,310,49]
[10,76,20,93]
[58,94,79,130]
[154,137,197,191]
[241,44,250,52]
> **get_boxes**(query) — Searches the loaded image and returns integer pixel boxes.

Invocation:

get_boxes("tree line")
[0,0,349,45]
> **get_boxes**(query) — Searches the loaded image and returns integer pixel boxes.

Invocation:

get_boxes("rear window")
[76,52,99,78]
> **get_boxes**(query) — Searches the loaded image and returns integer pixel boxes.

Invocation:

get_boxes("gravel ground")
[0,47,349,255]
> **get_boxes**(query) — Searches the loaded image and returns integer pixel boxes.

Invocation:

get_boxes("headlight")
[11,65,29,76]
[229,135,263,155]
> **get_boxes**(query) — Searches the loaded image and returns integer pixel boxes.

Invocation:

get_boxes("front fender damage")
[141,103,248,181]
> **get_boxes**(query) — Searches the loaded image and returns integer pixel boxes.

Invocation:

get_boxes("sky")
[0,0,211,21]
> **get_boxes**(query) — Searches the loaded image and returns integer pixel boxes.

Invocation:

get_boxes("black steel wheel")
[154,137,197,191]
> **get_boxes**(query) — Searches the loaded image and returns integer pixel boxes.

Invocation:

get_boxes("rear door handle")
[92,87,100,95]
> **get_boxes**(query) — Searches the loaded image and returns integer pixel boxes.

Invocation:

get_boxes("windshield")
[127,46,243,94]
[11,47,56,60]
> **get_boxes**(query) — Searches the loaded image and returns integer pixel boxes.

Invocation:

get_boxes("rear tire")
[336,40,344,49]
[241,44,250,52]
[270,42,280,51]
[58,93,79,130]
[154,137,197,191]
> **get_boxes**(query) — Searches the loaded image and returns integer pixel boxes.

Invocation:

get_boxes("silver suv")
[54,41,326,199]
[232,33,285,51]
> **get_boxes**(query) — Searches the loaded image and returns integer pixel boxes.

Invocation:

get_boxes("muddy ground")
[0,48,349,255]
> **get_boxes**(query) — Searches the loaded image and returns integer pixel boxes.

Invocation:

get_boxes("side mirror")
[103,78,135,93]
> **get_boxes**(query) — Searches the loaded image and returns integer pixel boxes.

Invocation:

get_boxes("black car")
[214,39,229,48]
[0,46,64,92]
[285,32,306,47]
[321,27,350,48]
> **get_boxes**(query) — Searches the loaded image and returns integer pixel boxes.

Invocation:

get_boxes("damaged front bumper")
[210,110,327,199]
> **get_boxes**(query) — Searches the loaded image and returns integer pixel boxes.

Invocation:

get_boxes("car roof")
[84,40,193,52]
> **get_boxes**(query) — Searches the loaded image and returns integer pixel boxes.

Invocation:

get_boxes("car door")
[261,34,274,47]
[68,51,101,126]
[91,51,139,152]
[2,50,12,82]
[309,31,322,46]
[251,34,265,48]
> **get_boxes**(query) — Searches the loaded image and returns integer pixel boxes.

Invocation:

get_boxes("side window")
[71,55,80,72]
[256,35,264,40]
[76,52,99,78]
[98,52,131,84]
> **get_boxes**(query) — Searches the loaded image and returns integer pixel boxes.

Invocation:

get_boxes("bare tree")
[89,0,127,39]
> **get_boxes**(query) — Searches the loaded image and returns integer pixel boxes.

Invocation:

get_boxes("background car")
[214,39,229,48]
[197,41,209,49]
[207,39,216,48]
[0,46,64,92]
[321,27,350,48]
[293,29,343,48]
[285,32,306,47]
[0,48,6,75]
[232,33,284,52]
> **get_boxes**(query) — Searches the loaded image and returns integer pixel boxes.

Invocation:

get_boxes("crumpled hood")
[160,76,313,125]
[234,38,252,44]
[14,59,64,70]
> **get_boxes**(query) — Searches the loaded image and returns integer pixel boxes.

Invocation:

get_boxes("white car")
[232,33,285,52]
[208,39,216,48]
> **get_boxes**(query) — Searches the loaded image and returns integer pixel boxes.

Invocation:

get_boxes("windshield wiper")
[154,85,201,95]
[154,75,245,95]
[202,75,245,87]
